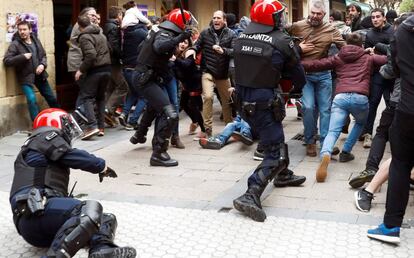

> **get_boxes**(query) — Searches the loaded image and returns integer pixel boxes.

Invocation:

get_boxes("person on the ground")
[103,6,128,120]
[359,8,394,149]
[75,15,111,139]
[288,0,345,157]
[3,20,59,121]
[9,108,136,258]
[367,12,414,245]
[129,9,194,167]
[232,0,306,222]
[186,10,237,137]
[302,32,387,182]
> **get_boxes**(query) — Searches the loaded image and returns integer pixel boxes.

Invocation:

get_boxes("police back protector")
[10,127,71,197]
[234,30,295,89]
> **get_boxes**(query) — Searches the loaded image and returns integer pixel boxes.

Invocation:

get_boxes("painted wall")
[0,0,55,137]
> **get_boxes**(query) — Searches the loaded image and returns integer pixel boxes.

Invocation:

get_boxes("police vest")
[234,30,295,89]
[136,28,176,75]
[10,127,71,197]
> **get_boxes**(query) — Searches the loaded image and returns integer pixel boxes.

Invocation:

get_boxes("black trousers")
[384,111,414,228]
[365,106,395,171]
[180,91,205,132]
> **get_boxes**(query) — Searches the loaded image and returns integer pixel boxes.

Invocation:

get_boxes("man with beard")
[346,3,364,32]
[289,0,345,160]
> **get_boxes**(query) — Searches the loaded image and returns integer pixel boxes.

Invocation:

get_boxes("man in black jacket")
[346,3,364,32]
[189,10,236,137]
[103,6,128,118]
[3,21,59,121]
[129,9,193,167]
[359,8,395,149]
[367,14,414,245]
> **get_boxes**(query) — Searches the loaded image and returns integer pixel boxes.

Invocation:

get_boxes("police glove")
[99,166,118,183]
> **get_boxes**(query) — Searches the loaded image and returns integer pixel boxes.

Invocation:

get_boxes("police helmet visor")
[61,114,84,141]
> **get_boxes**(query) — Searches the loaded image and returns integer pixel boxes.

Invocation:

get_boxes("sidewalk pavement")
[0,102,413,257]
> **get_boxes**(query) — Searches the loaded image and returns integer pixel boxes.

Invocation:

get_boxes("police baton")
[177,0,187,26]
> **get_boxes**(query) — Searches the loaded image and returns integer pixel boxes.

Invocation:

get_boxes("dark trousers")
[105,64,128,113]
[237,86,285,188]
[180,90,205,132]
[78,72,111,129]
[384,111,414,228]
[362,72,394,135]
[365,105,395,171]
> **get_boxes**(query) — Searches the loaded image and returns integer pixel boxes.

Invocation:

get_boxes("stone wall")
[0,0,54,137]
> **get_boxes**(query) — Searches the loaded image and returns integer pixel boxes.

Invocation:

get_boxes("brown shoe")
[188,123,199,135]
[316,154,330,182]
[171,135,185,149]
[306,144,317,157]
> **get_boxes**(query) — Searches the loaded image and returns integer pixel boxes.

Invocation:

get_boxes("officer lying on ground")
[9,108,136,258]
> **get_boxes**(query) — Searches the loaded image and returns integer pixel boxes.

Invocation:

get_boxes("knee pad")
[256,143,289,183]
[163,104,178,127]
[60,200,103,256]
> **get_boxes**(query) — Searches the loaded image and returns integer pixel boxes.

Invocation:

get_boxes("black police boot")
[150,150,178,167]
[89,246,137,258]
[130,129,147,144]
[273,169,306,187]
[233,184,266,222]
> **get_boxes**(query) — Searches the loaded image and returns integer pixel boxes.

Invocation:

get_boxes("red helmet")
[167,8,192,30]
[33,108,83,141]
[250,0,285,28]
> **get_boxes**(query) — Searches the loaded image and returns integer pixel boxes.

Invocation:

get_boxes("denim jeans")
[320,93,369,156]
[217,115,251,144]
[302,71,332,145]
[21,79,59,121]
[162,77,179,135]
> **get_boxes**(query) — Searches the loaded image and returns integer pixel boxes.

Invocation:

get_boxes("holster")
[134,66,154,87]
[271,94,286,122]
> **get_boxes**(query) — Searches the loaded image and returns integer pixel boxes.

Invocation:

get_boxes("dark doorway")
[52,0,107,110]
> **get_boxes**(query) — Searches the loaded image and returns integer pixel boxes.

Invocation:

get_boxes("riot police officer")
[9,108,136,258]
[129,9,194,167]
[232,0,306,222]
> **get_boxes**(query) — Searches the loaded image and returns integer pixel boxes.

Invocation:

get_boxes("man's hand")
[299,41,315,53]
[185,49,196,58]
[212,45,224,55]
[99,166,118,183]
[74,70,82,81]
[36,64,45,75]
[365,47,375,55]
[170,55,176,61]
[24,53,32,60]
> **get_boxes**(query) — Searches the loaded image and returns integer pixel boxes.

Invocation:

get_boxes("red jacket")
[301,45,387,96]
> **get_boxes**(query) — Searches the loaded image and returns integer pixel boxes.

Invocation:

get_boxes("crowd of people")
[5,0,414,256]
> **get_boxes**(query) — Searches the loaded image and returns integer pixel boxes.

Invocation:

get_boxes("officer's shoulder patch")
[160,32,170,37]
[289,40,294,49]
[45,131,58,141]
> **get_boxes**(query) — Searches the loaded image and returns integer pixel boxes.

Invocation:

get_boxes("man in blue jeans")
[4,20,59,121]
[289,0,345,157]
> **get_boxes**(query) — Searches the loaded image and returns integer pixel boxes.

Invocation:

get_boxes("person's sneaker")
[118,113,127,127]
[199,137,224,150]
[339,151,355,162]
[306,144,317,157]
[98,128,104,137]
[273,169,306,187]
[349,169,376,188]
[253,149,264,161]
[193,131,207,141]
[332,146,340,156]
[81,128,99,140]
[231,131,253,146]
[354,189,374,212]
[367,223,400,244]
[104,112,117,127]
[316,154,330,182]
[363,134,372,148]
[295,100,303,120]
[114,107,123,116]
[188,123,199,135]
[124,123,137,131]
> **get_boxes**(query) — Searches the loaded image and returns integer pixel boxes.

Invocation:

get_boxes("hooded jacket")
[364,23,394,48]
[103,19,122,65]
[302,45,387,96]
[3,33,48,85]
[192,25,236,79]
[78,24,111,74]
[391,15,414,114]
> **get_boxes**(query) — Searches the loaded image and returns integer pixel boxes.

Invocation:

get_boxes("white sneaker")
[363,134,372,149]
